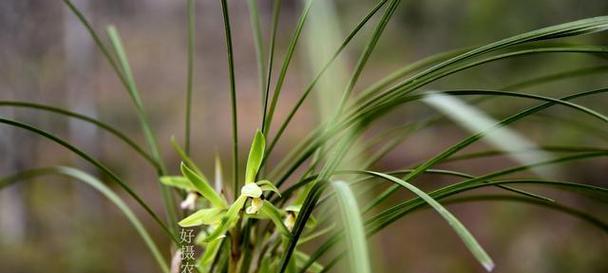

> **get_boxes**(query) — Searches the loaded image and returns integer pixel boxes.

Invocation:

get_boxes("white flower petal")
[241,183,263,198]
[180,192,198,210]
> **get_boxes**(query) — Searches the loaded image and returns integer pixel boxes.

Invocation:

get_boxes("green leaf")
[423,92,555,177]
[62,3,177,229]
[0,117,176,243]
[368,172,494,271]
[106,24,176,230]
[0,166,169,273]
[331,181,371,273]
[263,0,314,135]
[171,137,205,176]
[259,257,271,273]
[297,224,334,246]
[365,152,608,235]
[105,25,164,168]
[305,172,608,273]
[258,200,291,237]
[245,130,266,183]
[204,195,247,242]
[197,238,224,272]
[181,162,227,208]
[184,0,196,154]
[159,176,195,192]
[295,251,324,273]
[257,179,281,197]
[219,0,240,199]
[260,0,282,134]
[338,0,402,112]
[246,200,291,238]
[0,101,158,170]
[246,0,267,101]
[284,204,301,212]
[265,0,389,157]
[365,88,608,212]
[178,208,224,227]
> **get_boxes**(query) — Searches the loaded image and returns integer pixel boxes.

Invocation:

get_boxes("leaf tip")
[483,260,495,272]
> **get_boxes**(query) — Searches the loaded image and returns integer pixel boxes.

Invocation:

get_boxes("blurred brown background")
[1,0,607,272]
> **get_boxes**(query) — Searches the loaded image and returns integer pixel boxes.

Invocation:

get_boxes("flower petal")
[241,183,263,198]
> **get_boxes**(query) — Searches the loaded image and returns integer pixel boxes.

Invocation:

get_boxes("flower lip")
[284,212,296,231]
[246,197,264,214]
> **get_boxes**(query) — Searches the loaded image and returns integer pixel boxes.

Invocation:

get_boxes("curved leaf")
[181,162,227,208]
[366,172,494,271]
[0,117,176,242]
[0,166,169,273]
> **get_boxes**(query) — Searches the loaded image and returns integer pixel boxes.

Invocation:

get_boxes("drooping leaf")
[0,101,158,170]
[0,166,169,273]
[0,117,175,242]
[367,172,494,271]
[257,179,281,197]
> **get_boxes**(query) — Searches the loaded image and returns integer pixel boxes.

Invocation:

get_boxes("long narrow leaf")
[0,117,176,242]
[218,0,240,198]
[367,172,495,271]
[0,101,157,169]
[331,181,371,273]
[423,92,555,177]
[0,166,169,273]
[185,0,196,154]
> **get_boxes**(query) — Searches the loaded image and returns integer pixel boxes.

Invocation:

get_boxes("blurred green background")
[0,0,607,272]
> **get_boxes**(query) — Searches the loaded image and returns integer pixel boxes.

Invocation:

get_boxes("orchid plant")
[1,0,607,273]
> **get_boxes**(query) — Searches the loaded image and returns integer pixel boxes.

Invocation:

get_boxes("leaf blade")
[331,181,371,273]
[181,162,227,208]
[368,172,494,271]
[246,130,266,183]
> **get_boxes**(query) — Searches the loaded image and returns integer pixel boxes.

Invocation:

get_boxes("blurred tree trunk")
[0,0,36,245]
